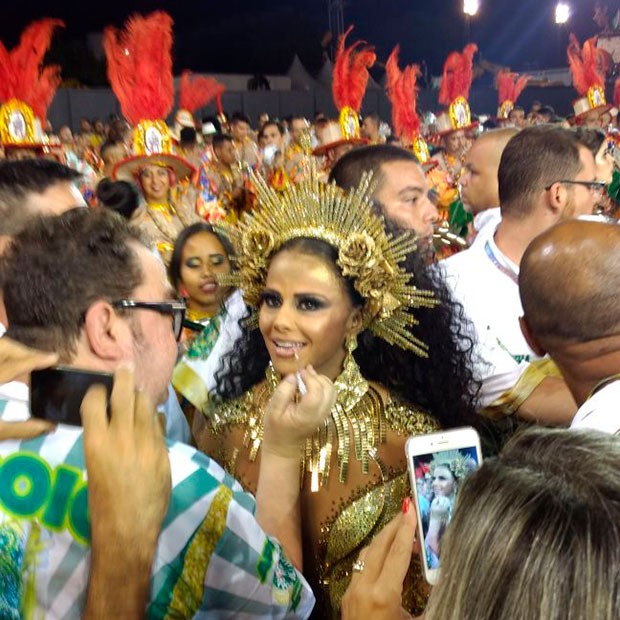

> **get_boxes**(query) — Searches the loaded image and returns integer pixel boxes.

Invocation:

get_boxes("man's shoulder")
[571,380,620,435]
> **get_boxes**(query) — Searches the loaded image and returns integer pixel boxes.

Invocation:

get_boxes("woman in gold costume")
[194,173,479,617]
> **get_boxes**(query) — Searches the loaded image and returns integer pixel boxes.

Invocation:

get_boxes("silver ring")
[352,559,365,573]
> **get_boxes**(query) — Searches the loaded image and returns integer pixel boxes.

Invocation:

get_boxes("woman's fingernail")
[402,497,410,514]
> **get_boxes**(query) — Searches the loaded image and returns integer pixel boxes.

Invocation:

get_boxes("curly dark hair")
[214,236,481,431]
[3,208,145,360]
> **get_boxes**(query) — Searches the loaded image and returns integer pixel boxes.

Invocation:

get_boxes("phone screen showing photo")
[412,446,480,570]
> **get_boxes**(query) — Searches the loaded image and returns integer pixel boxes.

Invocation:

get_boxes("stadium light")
[463,0,480,16]
[555,2,571,24]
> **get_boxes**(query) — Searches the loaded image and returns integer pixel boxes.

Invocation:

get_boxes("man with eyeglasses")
[442,125,598,428]
[0,208,325,617]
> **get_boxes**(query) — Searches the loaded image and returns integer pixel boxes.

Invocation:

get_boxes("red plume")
[332,26,376,112]
[0,18,64,107]
[496,70,530,104]
[30,65,62,123]
[439,43,478,106]
[567,34,608,95]
[385,46,421,140]
[104,11,174,125]
[179,71,226,113]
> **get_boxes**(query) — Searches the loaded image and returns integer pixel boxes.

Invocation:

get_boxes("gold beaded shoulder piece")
[207,359,438,491]
[215,168,438,356]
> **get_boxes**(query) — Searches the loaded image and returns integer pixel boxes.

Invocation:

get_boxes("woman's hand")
[430,495,451,521]
[262,365,336,459]
[342,499,419,620]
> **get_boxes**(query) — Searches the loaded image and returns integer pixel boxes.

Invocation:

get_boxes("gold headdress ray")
[216,168,438,357]
[430,450,476,480]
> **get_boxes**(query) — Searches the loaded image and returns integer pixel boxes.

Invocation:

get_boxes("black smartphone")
[30,366,114,426]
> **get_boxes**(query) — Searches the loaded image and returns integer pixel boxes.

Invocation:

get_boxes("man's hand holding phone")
[80,366,171,618]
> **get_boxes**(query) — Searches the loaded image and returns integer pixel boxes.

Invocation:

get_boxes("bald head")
[460,128,519,214]
[520,220,620,344]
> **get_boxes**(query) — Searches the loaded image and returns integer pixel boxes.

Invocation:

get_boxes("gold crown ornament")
[430,449,477,480]
[216,168,438,357]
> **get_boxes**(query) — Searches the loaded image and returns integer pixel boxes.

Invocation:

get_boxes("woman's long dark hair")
[214,237,481,431]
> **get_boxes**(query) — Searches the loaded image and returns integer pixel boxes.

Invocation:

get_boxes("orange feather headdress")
[104,12,195,181]
[174,71,226,135]
[0,19,64,147]
[332,26,376,141]
[567,34,611,120]
[434,44,478,136]
[385,46,430,163]
[496,70,529,119]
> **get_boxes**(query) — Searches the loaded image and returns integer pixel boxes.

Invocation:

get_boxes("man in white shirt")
[443,126,599,423]
[520,218,620,435]
[459,127,517,245]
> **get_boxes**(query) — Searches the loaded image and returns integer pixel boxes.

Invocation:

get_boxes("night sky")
[0,0,604,80]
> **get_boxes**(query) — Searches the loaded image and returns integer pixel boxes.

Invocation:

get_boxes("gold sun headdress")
[430,450,477,480]
[216,168,438,357]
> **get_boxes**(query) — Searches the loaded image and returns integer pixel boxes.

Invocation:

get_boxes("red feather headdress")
[0,18,64,136]
[567,34,611,119]
[332,26,375,140]
[438,43,477,107]
[567,34,608,96]
[179,71,226,114]
[433,44,478,136]
[105,12,195,182]
[103,11,174,125]
[496,70,530,119]
[385,46,430,163]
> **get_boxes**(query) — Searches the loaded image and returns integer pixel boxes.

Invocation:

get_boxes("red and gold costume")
[567,34,611,126]
[312,27,374,173]
[0,19,64,160]
[496,70,530,122]
[105,12,199,262]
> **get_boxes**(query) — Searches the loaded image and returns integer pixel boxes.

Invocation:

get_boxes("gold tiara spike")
[430,450,477,480]
[216,168,438,357]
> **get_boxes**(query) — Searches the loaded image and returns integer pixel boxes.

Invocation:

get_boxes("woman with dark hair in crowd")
[194,174,480,617]
[169,223,246,425]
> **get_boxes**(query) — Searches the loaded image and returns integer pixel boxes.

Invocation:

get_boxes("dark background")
[0,0,606,85]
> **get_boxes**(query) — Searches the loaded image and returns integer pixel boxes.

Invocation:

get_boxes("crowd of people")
[2,9,620,620]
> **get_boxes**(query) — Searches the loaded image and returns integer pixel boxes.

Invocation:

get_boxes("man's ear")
[519,315,547,357]
[83,300,127,361]
[544,181,567,216]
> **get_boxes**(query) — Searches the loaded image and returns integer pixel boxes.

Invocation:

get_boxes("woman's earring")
[179,286,189,298]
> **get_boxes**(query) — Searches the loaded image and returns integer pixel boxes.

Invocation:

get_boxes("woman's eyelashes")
[296,295,327,311]
[260,291,282,308]
[185,254,225,269]
[260,291,327,311]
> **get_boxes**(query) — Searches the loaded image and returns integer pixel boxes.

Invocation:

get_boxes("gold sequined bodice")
[198,383,439,618]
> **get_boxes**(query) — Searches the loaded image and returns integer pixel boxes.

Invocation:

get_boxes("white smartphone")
[405,427,482,585]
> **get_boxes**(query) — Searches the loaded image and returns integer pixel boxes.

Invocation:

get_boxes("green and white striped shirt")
[0,381,314,619]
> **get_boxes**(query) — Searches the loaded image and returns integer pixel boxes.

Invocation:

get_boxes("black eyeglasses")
[111,300,187,341]
[544,180,607,193]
